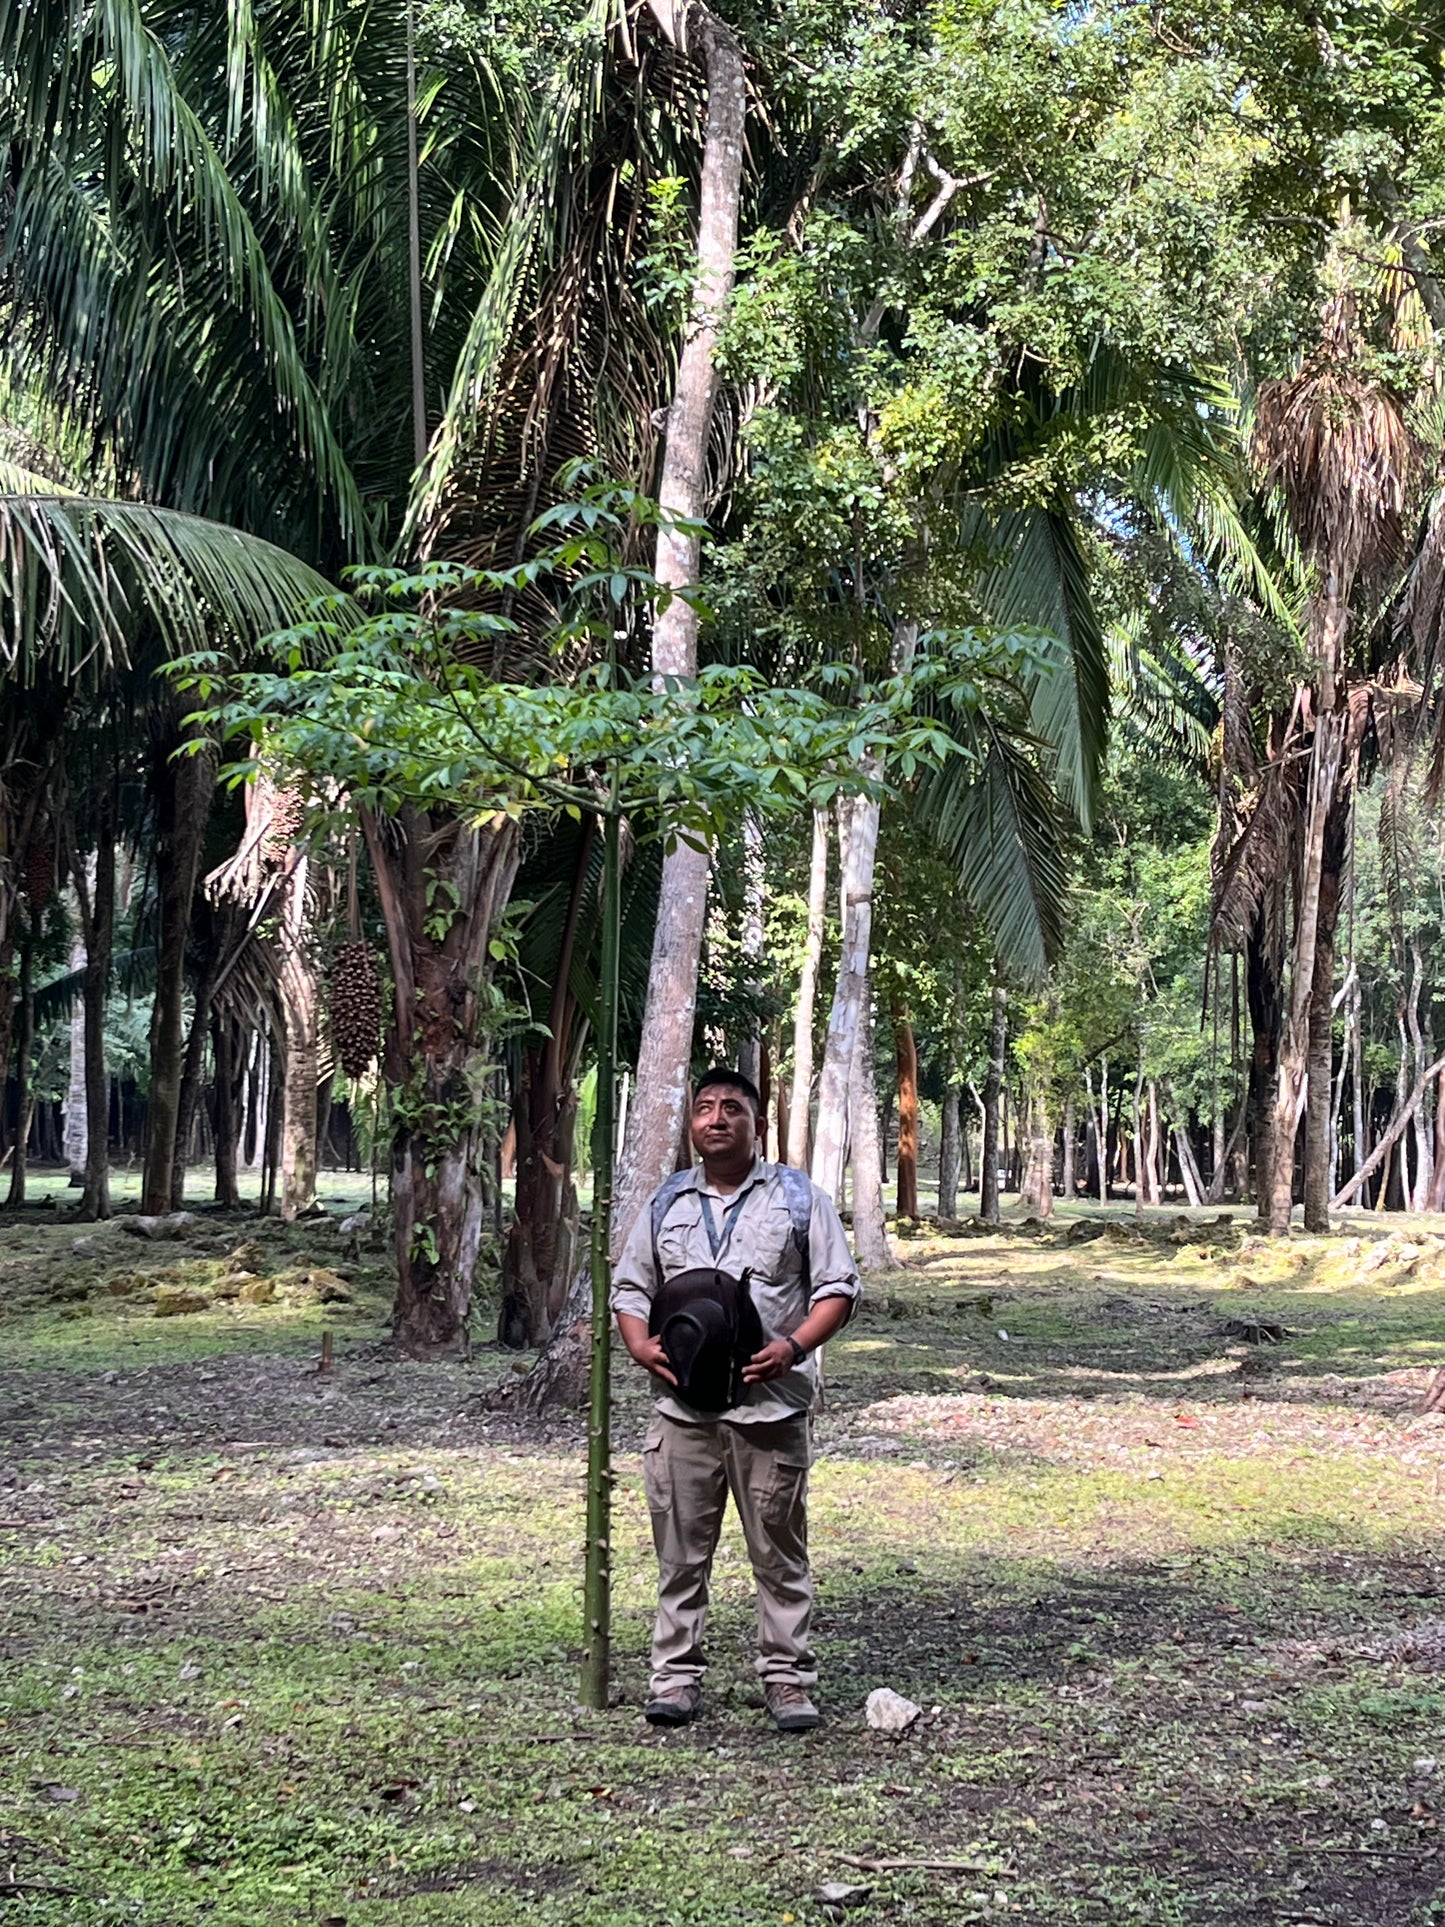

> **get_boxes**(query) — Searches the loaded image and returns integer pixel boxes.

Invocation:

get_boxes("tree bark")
[812,791,881,1200]
[979,979,1007,1225]
[276,853,321,1222]
[1018,1084,1054,1219]
[5,932,34,1207]
[1245,904,1282,1217]
[141,729,217,1214]
[938,1085,961,1220]
[63,919,86,1183]
[1334,1052,1445,1208]
[786,808,829,1169]
[848,981,891,1269]
[1302,798,1348,1231]
[211,1009,243,1210]
[364,804,520,1355]
[70,805,116,1221]
[614,0,745,1248]
[893,1004,919,1220]
[1061,1091,1076,1200]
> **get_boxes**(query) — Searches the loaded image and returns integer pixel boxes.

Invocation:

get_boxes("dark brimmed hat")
[648,1267,764,1413]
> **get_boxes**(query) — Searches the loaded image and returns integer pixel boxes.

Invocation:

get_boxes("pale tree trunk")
[1269,683,1348,1233]
[63,912,86,1183]
[979,980,1007,1225]
[1302,800,1347,1231]
[848,980,892,1269]
[245,1033,268,1172]
[364,805,520,1355]
[1408,945,1433,1212]
[1131,1050,1146,1218]
[893,1004,919,1219]
[1334,1053,1445,1209]
[141,728,218,1214]
[5,933,34,1206]
[735,809,765,1088]
[938,1086,961,1219]
[211,1009,243,1210]
[1147,1081,1162,1205]
[786,808,829,1169]
[72,803,115,1221]
[614,0,745,1244]
[1061,1091,1076,1200]
[1018,1085,1054,1219]
[277,855,320,1222]
[812,792,880,1200]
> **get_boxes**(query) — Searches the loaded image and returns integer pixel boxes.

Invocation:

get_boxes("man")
[612,1066,861,1732]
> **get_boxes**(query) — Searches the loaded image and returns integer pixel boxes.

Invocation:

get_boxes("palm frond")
[0,494,341,681]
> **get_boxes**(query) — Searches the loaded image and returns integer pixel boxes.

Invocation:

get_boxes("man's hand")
[620,1325,682,1387]
[742,1337,796,1384]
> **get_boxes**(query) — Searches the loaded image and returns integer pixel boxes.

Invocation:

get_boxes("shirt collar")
[694,1152,768,1201]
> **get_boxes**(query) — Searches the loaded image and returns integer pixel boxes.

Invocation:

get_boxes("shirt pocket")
[655,1202,700,1277]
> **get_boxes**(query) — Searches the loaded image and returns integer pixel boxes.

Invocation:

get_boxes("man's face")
[690,1083,759,1165]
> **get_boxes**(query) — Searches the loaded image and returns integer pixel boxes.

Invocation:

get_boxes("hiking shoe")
[765,1683,820,1732]
[644,1684,702,1727]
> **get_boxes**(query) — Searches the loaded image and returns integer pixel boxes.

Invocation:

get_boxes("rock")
[238,1278,275,1306]
[152,1285,212,1317]
[340,1211,370,1235]
[865,1687,921,1734]
[228,1240,266,1268]
[818,1882,872,1906]
[271,1266,353,1304]
[210,1271,256,1299]
[1064,1219,1106,1244]
[1361,1240,1394,1273]
[124,1212,198,1241]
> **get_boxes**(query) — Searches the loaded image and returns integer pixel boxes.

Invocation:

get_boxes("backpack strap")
[649,1169,697,1285]
[775,1164,813,1299]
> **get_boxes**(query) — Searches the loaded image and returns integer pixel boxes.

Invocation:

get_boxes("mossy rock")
[153,1284,212,1317]
[237,1277,275,1306]
[210,1270,258,1300]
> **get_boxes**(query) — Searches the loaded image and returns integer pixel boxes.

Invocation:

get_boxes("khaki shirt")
[611,1157,862,1425]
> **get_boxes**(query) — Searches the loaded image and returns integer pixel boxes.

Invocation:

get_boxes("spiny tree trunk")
[141,729,218,1214]
[613,0,746,1241]
[786,807,829,1169]
[893,1004,919,1220]
[1302,798,1348,1231]
[364,805,520,1355]
[848,984,891,1270]
[979,979,1007,1225]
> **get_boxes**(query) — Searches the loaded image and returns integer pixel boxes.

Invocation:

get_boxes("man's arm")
[610,1202,676,1384]
[741,1292,852,1383]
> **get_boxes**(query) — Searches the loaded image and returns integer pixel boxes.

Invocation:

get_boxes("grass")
[3,1188,1445,1923]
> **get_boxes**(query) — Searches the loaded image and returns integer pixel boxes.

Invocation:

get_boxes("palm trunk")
[63,919,86,1183]
[615,1,745,1245]
[848,983,891,1269]
[979,979,1007,1226]
[364,805,520,1355]
[786,808,829,1169]
[171,908,232,1210]
[893,1005,919,1219]
[141,730,217,1214]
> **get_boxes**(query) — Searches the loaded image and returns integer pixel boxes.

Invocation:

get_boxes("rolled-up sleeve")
[609,1205,658,1326]
[807,1188,862,1321]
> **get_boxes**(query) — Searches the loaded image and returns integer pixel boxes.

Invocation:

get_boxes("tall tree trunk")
[1146,1081,1162,1205]
[364,805,520,1355]
[979,979,1007,1226]
[63,917,86,1184]
[848,985,891,1269]
[893,1004,919,1220]
[1269,702,1348,1234]
[1018,1085,1054,1219]
[938,1085,961,1219]
[171,908,231,1210]
[812,792,881,1200]
[71,804,116,1221]
[5,932,34,1207]
[1246,904,1282,1218]
[277,857,321,1223]
[1061,1091,1076,1200]
[614,1,745,1245]
[735,809,765,1088]
[1302,799,1348,1231]
[211,1009,243,1210]
[786,808,829,1169]
[141,730,218,1214]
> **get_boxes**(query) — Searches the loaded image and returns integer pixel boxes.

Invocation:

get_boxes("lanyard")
[698,1189,748,1265]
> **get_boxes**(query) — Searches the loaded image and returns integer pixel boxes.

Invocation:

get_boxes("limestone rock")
[238,1278,275,1306]
[124,1212,198,1241]
[153,1285,212,1317]
[865,1687,921,1734]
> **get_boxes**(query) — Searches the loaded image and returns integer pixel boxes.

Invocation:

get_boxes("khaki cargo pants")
[642,1410,815,1697]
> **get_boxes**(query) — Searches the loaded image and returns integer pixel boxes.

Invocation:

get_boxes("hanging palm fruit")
[330,941,383,1078]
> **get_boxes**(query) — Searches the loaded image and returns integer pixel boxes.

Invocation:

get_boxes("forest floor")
[3,1182,1445,1926]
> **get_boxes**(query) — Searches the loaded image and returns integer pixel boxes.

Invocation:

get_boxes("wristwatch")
[787,1335,808,1366]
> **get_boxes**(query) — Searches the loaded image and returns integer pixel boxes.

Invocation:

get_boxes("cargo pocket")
[760,1431,811,1537]
[642,1419,667,1513]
